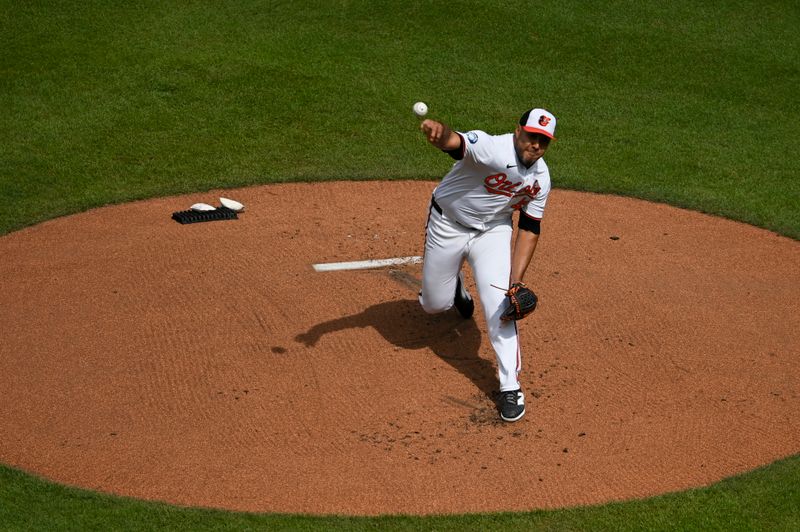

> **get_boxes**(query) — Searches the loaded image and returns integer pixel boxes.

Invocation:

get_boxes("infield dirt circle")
[1,181,798,516]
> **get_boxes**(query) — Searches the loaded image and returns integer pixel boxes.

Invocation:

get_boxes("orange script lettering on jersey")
[484,175,540,199]
[484,173,519,197]
[485,175,541,210]
[509,180,541,210]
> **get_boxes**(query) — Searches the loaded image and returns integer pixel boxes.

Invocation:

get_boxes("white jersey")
[432,130,551,231]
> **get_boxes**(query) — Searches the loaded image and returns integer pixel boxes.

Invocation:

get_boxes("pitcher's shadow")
[295,299,495,399]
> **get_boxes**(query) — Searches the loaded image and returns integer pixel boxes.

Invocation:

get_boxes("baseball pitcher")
[418,107,556,422]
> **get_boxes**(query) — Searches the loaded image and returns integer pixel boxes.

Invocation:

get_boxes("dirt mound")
[1,181,798,515]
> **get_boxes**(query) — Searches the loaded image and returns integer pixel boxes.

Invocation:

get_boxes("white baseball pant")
[418,203,521,392]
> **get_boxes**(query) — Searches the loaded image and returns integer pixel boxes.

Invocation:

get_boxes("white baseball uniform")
[419,129,551,392]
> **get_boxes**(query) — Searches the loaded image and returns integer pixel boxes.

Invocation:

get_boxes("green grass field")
[1,0,798,529]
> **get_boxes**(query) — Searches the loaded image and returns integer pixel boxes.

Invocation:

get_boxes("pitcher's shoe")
[499,389,525,422]
[454,272,474,319]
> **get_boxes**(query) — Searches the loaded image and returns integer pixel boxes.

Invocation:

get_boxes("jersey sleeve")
[459,130,495,166]
[522,168,551,221]
[522,189,549,220]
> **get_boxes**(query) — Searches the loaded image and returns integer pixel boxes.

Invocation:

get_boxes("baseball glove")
[500,282,538,321]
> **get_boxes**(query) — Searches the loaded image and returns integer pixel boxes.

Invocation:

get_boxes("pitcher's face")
[514,126,550,167]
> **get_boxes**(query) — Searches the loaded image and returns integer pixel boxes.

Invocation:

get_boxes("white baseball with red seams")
[419,128,551,392]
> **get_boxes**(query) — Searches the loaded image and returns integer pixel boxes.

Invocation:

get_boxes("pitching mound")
[1,181,798,515]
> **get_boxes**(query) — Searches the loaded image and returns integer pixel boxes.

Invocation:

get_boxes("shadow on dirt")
[295,299,496,400]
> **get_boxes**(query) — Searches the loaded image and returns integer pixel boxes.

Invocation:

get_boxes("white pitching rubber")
[313,256,423,272]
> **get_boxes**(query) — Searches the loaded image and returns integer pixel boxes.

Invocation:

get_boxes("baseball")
[413,101,428,117]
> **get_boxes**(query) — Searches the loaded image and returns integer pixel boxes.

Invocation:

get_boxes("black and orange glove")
[500,282,538,321]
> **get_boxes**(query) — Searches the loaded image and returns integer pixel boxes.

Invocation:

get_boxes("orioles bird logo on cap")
[538,115,551,127]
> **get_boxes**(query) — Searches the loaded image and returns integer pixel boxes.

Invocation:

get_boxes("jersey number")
[511,197,531,210]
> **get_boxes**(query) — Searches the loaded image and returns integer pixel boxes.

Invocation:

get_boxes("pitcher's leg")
[419,209,468,314]
[467,225,521,392]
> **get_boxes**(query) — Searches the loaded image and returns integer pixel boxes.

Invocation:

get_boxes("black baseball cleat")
[498,389,525,422]
[454,272,474,319]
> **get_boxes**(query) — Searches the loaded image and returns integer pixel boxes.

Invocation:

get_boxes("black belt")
[431,196,443,215]
[430,196,475,230]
